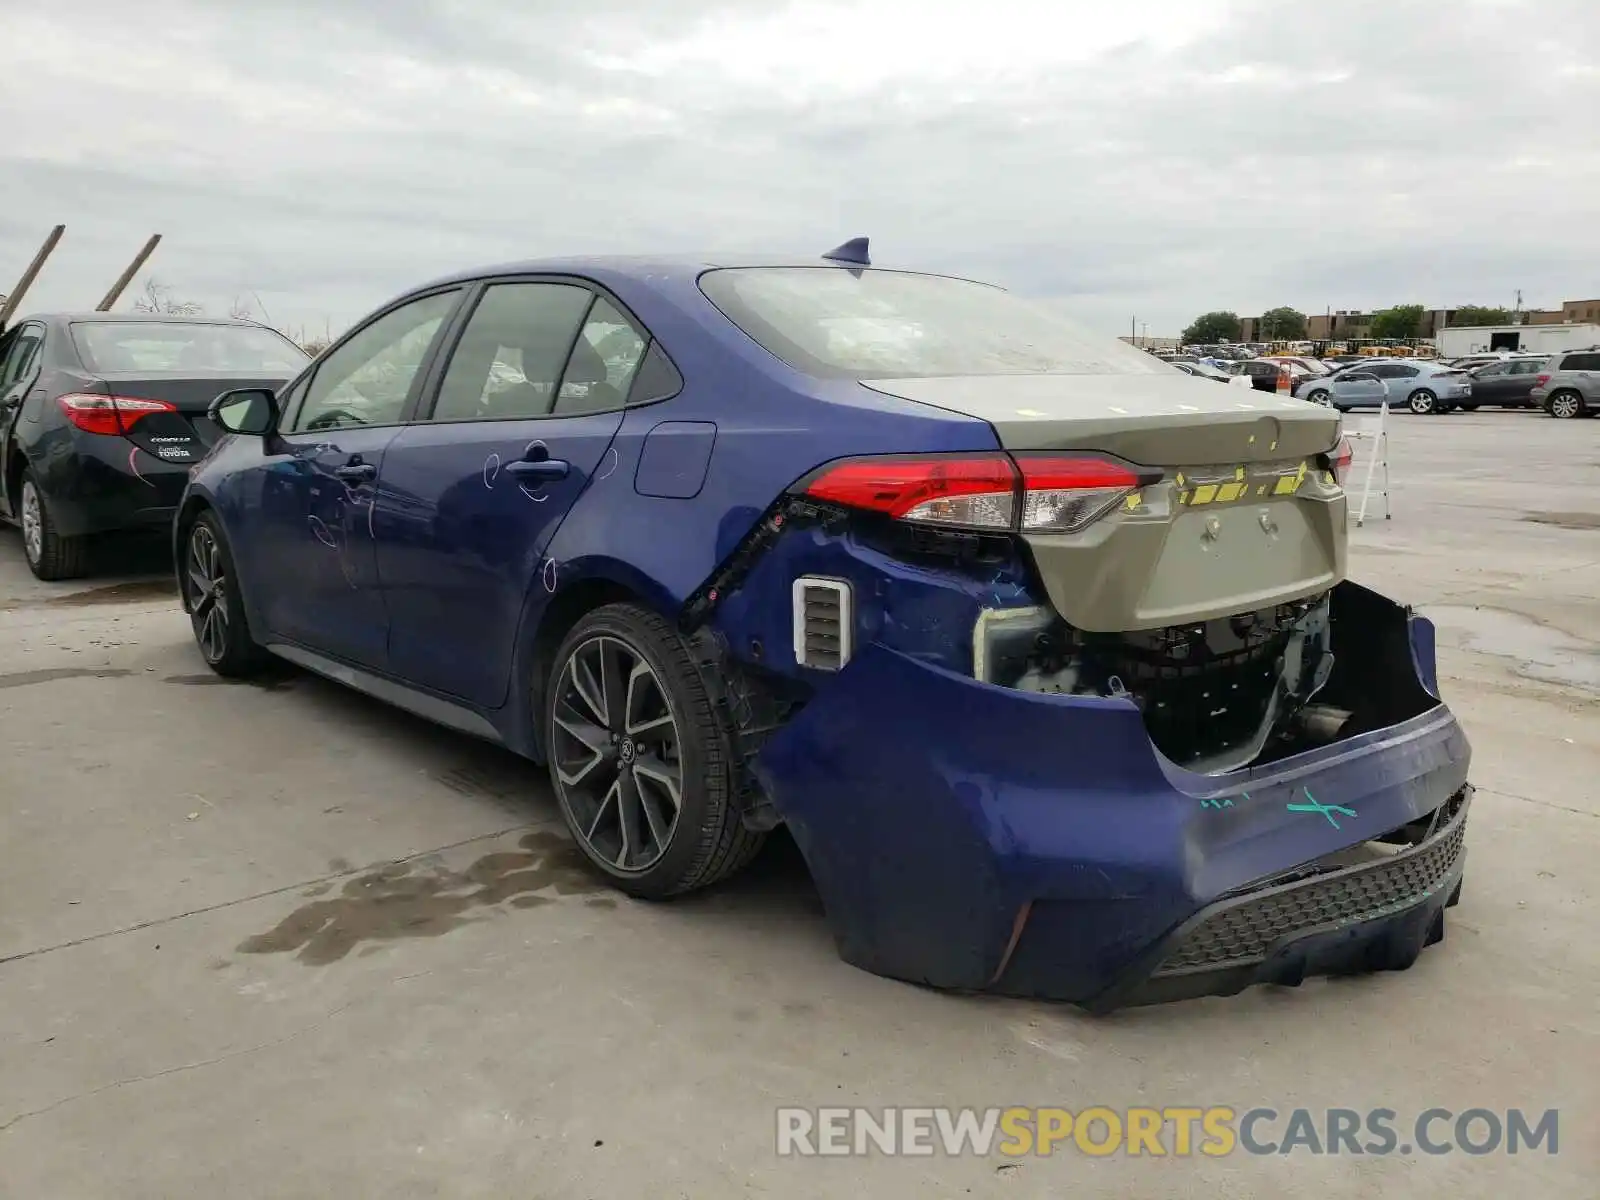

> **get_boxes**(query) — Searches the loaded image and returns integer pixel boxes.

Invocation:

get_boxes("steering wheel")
[303,408,369,431]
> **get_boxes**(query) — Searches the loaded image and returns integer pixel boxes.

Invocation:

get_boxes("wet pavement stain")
[1522,511,1600,531]
[1422,605,1600,693]
[237,831,605,965]
[0,667,133,690]
[44,579,177,606]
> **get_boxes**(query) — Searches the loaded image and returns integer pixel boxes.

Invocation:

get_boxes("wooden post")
[96,234,163,312]
[0,224,66,327]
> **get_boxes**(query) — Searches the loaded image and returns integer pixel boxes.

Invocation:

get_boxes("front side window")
[431,282,593,422]
[699,266,1169,380]
[293,291,460,432]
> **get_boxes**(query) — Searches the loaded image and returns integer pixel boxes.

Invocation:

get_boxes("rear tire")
[1407,389,1437,415]
[1547,390,1585,420]
[1307,390,1331,407]
[19,469,88,581]
[182,510,269,677]
[544,603,765,898]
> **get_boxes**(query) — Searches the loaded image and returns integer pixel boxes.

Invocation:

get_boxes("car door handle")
[334,462,377,483]
[505,458,570,481]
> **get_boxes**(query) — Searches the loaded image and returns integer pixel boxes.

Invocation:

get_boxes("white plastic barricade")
[1342,401,1391,526]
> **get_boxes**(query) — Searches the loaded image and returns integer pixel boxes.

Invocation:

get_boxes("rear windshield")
[698,267,1169,380]
[71,321,309,374]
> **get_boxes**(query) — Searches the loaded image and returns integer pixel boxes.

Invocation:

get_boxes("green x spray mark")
[1286,788,1358,829]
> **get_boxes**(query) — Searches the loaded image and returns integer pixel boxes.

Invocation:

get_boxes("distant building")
[1234,298,1599,344]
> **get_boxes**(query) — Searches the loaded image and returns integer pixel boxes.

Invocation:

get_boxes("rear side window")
[1511,359,1546,374]
[71,321,307,374]
[699,267,1169,380]
[1559,352,1600,371]
[430,283,593,422]
[554,296,648,416]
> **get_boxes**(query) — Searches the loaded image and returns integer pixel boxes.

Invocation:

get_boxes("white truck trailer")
[1435,323,1600,358]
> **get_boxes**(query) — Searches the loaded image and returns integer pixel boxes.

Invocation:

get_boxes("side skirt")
[265,641,507,746]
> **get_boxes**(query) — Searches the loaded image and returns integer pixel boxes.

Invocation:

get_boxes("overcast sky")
[2,0,1596,339]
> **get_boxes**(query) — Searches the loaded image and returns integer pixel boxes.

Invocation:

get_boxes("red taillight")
[1329,435,1354,485]
[799,452,1153,534]
[802,453,1018,528]
[1535,373,1551,387]
[58,393,177,436]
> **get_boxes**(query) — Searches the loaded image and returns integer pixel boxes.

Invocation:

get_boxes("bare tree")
[133,278,203,316]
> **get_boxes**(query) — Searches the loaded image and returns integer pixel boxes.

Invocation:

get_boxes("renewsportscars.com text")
[775,1106,1560,1158]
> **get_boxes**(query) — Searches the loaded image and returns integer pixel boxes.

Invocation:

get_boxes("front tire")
[545,603,765,898]
[19,469,88,581]
[1307,389,1331,407]
[1408,389,1437,415]
[182,511,268,677]
[1547,390,1585,419]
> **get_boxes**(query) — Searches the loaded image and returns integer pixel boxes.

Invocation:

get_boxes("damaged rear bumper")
[753,615,1472,1011]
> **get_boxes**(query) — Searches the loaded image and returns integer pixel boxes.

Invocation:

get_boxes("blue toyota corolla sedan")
[177,241,1472,1010]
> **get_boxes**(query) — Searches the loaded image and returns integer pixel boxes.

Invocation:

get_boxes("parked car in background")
[1323,354,1366,368]
[1461,357,1547,410]
[1262,355,1333,378]
[0,314,310,578]
[174,244,1471,1010]
[1530,347,1600,419]
[1170,360,1232,383]
[1294,360,1474,414]
[1234,358,1310,391]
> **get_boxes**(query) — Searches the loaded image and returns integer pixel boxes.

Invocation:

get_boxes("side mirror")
[209,387,278,435]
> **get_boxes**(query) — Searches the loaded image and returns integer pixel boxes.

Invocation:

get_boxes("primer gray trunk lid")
[862,374,1348,632]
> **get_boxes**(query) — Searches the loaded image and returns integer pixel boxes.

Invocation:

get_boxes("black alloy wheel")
[544,604,765,897]
[183,512,266,676]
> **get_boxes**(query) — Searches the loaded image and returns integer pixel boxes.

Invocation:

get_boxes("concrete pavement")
[0,410,1595,1197]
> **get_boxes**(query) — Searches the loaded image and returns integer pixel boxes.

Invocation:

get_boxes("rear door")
[250,290,464,668]
[1505,359,1545,403]
[373,280,650,707]
[1469,361,1514,403]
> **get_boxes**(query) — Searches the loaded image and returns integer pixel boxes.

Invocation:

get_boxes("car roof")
[407,253,978,294]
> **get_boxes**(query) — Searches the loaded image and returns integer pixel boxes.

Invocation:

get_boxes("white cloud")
[1,0,1596,339]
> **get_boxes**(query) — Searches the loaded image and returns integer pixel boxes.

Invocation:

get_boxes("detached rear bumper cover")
[755,616,1470,1011]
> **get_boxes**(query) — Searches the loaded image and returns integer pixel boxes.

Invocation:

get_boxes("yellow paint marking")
[1248,435,1257,444]
[1178,490,1192,505]
[1234,466,1246,481]
[1269,440,1278,451]
[1256,484,1268,496]
[1217,482,1246,503]
[1273,474,1300,495]
[1123,493,1143,510]
[1175,471,1186,487]
[1192,484,1219,505]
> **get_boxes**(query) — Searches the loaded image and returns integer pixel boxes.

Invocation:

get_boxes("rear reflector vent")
[792,577,852,672]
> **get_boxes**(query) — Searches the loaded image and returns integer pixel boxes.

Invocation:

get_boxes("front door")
[1332,371,1387,408]
[0,322,46,519]
[374,281,646,707]
[252,289,463,668]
